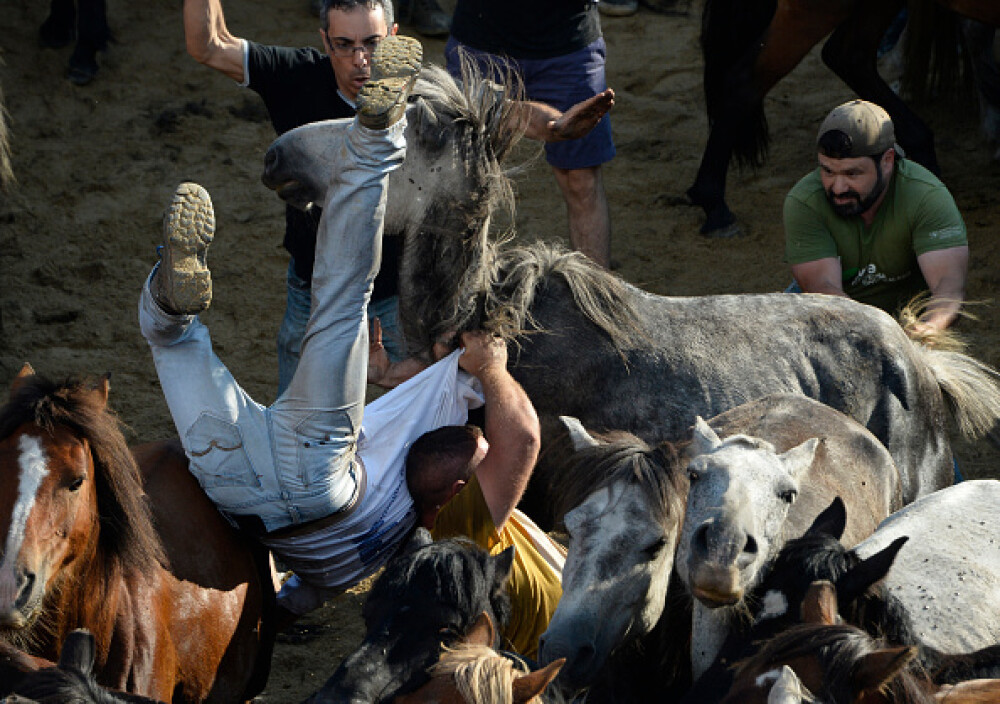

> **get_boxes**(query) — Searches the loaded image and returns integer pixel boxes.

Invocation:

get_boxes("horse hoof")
[67,63,98,86]
[700,220,744,238]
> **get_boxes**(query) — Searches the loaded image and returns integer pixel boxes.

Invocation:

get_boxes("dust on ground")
[2,1,999,700]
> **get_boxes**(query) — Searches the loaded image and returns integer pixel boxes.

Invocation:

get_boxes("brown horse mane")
[543,426,687,530]
[732,623,935,703]
[0,375,166,584]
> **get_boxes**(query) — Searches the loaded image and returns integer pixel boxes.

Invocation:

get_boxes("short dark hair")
[406,425,483,512]
[320,0,394,31]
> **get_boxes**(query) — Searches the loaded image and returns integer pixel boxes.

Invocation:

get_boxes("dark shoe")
[154,183,215,314]
[599,0,639,16]
[67,48,99,86]
[399,0,451,38]
[356,36,423,130]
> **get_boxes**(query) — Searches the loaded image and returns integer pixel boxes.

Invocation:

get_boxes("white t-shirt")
[267,351,484,614]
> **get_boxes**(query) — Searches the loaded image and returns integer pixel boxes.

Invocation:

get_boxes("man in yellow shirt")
[405,332,565,660]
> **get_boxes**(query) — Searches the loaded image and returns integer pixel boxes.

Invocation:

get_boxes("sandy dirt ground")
[2,0,999,700]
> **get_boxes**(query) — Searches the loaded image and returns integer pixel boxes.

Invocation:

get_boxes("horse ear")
[492,545,515,583]
[405,527,434,554]
[767,666,811,704]
[94,373,111,409]
[851,645,917,696]
[9,362,36,397]
[779,437,820,479]
[465,611,495,648]
[801,580,839,625]
[804,496,847,541]
[691,417,722,455]
[560,416,600,451]
[58,629,97,675]
[511,658,565,704]
[838,536,909,606]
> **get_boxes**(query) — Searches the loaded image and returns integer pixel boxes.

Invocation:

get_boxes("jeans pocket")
[185,413,260,489]
[295,410,354,488]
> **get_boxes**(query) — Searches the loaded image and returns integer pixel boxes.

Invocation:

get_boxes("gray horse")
[261,60,1000,508]
[539,395,902,692]
[853,479,1000,656]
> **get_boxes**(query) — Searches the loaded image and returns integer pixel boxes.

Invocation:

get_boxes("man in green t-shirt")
[784,100,969,334]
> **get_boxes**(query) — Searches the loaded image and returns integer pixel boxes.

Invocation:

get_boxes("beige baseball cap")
[817,100,903,158]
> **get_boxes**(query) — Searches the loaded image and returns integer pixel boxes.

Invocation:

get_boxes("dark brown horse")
[689,0,1000,236]
[0,365,275,702]
[720,581,1000,703]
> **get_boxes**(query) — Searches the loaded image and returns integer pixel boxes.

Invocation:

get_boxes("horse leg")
[961,19,1000,160]
[689,0,853,236]
[39,0,75,49]
[67,0,109,86]
[820,1,941,172]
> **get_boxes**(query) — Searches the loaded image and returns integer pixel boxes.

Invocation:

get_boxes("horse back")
[705,394,903,546]
[131,439,275,703]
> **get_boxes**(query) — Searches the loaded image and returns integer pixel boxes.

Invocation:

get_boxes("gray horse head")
[260,62,523,356]
[677,417,819,610]
[537,416,687,694]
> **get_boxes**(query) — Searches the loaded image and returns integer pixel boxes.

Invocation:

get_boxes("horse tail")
[485,244,643,352]
[700,0,776,168]
[898,299,1000,439]
[901,0,973,105]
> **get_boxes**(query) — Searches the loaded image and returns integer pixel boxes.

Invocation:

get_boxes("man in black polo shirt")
[184,0,615,393]
[185,0,415,395]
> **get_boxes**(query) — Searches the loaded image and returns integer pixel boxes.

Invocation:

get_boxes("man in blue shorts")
[446,0,616,268]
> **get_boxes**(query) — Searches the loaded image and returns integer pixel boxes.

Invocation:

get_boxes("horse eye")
[687,470,700,482]
[779,488,797,504]
[644,537,667,557]
[68,477,85,492]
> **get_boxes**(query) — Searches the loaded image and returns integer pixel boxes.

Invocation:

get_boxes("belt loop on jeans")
[243,457,368,540]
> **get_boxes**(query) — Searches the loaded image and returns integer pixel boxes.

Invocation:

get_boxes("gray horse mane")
[399,58,642,354]
[546,428,686,529]
[485,243,643,349]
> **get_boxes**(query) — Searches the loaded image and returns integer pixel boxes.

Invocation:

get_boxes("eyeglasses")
[326,33,383,58]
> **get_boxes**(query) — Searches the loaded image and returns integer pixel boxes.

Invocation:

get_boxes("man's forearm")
[923,284,965,331]
[183,0,244,81]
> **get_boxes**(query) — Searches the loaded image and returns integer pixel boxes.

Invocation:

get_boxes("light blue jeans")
[278,263,404,396]
[140,118,407,532]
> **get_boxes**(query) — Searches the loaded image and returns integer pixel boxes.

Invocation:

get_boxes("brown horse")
[689,0,1000,236]
[720,581,1000,704]
[395,612,565,704]
[0,365,275,702]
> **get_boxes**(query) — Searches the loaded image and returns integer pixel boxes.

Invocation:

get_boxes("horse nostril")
[744,534,758,556]
[264,148,277,171]
[14,572,35,610]
[692,523,710,556]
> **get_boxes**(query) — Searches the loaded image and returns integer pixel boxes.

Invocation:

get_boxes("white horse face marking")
[540,480,678,688]
[0,434,48,617]
[678,434,817,607]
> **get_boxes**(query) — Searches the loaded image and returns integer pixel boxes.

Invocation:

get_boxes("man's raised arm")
[458,331,540,530]
[183,0,246,82]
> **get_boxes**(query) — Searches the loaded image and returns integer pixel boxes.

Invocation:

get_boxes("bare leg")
[552,165,611,268]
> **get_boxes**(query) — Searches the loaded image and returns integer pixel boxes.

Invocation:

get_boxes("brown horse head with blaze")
[0,364,162,656]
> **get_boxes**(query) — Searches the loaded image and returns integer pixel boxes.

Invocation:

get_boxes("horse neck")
[398,202,495,352]
[43,528,133,667]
